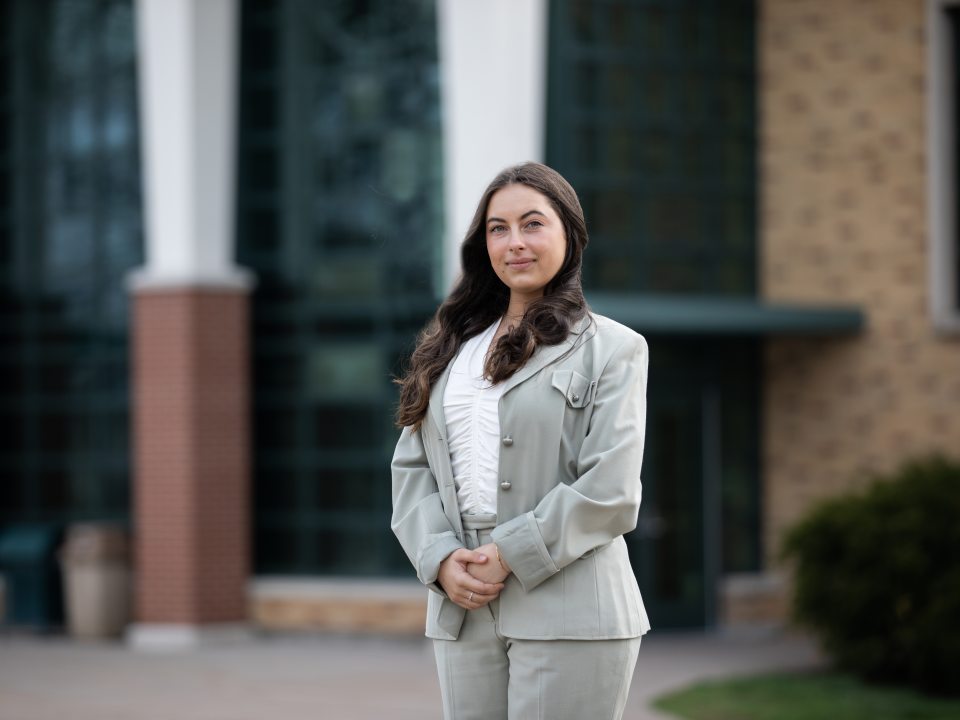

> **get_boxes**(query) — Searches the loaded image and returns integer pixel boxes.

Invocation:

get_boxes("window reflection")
[0,0,141,525]
[548,0,756,297]
[238,0,442,576]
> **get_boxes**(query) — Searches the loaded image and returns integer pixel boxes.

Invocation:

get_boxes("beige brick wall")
[249,579,428,635]
[760,0,960,567]
[720,573,789,630]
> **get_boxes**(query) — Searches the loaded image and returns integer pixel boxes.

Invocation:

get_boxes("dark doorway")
[627,338,761,628]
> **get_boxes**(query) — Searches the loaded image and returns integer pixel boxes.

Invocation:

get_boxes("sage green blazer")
[391,313,651,641]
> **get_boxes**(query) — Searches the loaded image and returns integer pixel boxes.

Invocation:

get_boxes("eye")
[489,224,507,234]
[525,220,543,230]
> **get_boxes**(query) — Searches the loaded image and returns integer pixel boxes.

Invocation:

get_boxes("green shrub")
[781,456,960,696]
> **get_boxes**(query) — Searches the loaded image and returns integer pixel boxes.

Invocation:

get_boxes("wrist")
[495,544,511,574]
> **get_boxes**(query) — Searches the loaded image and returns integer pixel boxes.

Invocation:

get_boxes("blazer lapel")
[427,314,593,427]
[500,315,592,397]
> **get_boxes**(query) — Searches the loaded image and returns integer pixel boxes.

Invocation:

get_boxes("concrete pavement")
[0,629,825,720]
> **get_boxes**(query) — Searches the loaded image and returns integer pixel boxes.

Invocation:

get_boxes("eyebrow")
[486,209,548,225]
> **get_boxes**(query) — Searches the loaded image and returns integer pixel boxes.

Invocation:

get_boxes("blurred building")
[0,0,957,646]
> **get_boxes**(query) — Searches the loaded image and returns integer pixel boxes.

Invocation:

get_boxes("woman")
[391,162,650,719]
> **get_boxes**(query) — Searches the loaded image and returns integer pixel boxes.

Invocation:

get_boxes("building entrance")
[626,339,760,629]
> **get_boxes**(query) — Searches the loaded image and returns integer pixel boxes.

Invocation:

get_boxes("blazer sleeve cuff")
[417,531,464,594]
[491,512,558,592]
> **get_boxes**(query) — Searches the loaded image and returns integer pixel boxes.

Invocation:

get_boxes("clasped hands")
[437,542,512,610]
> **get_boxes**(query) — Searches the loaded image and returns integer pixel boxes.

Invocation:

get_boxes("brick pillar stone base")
[127,288,251,649]
[720,572,790,635]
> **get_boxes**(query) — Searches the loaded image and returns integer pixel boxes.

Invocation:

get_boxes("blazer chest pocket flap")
[551,369,596,409]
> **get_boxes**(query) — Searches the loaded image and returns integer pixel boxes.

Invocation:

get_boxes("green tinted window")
[547,0,756,295]
[0,0,141,525]
[237,0,441,575]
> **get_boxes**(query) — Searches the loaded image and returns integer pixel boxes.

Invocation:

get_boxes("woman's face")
[485,183,567,305]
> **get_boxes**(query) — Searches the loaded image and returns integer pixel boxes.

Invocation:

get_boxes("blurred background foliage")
[782,456,960,697]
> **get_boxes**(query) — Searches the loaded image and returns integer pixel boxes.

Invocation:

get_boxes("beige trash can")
[60,524,131,639]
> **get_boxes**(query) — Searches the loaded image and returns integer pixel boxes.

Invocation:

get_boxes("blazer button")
[502,435,513,446]
[500,481,512,490]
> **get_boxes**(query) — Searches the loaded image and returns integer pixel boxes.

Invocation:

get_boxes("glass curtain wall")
[237,0,442,575]
[0,0,142,526]
[547,0,760,627]
[548,0,755,296]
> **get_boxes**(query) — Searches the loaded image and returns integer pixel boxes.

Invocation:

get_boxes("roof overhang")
[587,293,865,336]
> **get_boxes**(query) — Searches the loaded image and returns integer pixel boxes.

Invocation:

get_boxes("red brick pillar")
[129,288,250,647]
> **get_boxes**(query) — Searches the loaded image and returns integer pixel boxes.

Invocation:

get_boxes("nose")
[507,227,526,251]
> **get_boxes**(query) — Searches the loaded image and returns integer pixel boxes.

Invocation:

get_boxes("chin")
[510,284,547,297]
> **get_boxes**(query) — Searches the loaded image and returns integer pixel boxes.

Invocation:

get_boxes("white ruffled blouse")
[443,319,506,516]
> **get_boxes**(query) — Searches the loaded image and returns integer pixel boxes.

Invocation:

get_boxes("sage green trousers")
[432,517,642,720]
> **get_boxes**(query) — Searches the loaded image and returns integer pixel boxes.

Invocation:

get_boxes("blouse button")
[500,481,512,490]
[502,435,513,446]
[570,393,580,402]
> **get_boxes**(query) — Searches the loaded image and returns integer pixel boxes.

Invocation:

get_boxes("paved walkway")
[0,629,825,720]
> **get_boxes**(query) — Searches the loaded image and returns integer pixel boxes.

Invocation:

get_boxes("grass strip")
[652,670,960,720]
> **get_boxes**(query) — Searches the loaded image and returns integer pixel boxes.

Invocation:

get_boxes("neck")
[505,291,540,320]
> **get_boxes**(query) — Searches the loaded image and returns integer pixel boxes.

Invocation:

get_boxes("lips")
[508,259,536,269]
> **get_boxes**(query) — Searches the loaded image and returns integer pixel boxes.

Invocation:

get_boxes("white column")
[437,0,549,290]
[129,0,253,290]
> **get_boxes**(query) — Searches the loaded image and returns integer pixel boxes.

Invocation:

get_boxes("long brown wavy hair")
[394,162,590,430]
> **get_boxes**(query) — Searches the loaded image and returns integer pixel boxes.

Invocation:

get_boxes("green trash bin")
[0,523,64,630]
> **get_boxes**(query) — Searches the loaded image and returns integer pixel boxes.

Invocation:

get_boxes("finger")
[449,582,498,603]
[463,562,493,578]
[460,590,496,609]
[473,589,502,608]
[450,549,489,566]
[457,573,505,595]
[452,593,474,610]
[464,588,499,601]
